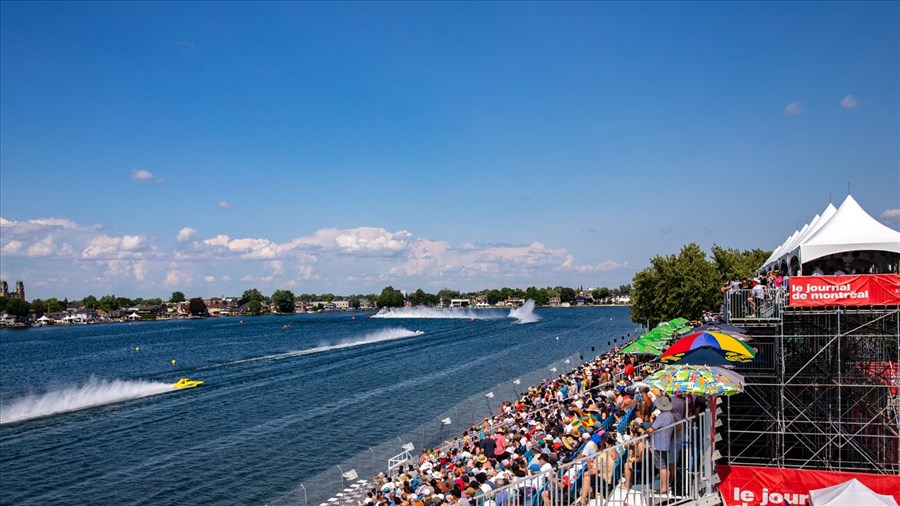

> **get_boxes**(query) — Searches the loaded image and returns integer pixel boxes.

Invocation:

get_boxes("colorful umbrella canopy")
[645,365,745,396]
[620,340,664,355]
[659,348,753,366]
[660,331,756,364]
[689,323,751,341]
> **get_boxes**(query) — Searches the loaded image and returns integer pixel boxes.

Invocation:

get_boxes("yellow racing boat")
[172,378,204,389]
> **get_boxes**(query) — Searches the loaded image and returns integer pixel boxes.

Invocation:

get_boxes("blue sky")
[1,1,898,301]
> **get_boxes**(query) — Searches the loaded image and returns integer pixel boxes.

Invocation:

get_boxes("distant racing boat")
[172,378,204,389]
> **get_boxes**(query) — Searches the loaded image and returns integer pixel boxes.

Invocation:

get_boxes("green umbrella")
[668,317,690,326]
[620,340,664,355]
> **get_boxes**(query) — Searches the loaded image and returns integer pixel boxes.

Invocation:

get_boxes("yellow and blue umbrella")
[659,331,756,365]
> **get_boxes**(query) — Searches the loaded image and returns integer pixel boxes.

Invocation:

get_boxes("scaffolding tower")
[725,303,900,474]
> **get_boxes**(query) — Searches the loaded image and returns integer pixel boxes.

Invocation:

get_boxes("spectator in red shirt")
[624,359,635,379]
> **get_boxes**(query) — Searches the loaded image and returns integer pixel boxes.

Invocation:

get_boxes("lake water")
[0,305,638,506]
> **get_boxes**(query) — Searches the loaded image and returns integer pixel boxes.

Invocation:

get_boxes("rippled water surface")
[0,306,636,505]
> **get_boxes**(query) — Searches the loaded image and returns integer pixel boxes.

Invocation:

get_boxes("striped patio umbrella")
[645,365,745,396]
[660,331,756,365]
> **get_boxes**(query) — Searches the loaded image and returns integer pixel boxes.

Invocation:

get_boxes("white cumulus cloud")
[82,234,152,259]
[131,169,154,181]
[176,227,197,242]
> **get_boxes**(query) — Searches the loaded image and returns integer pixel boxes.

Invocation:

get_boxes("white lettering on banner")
[809,290,868,300]
[807,283,851,292]
[732,487,809,506]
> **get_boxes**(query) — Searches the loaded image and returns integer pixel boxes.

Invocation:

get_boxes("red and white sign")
[718,465,900,505]
[789,274,900,307]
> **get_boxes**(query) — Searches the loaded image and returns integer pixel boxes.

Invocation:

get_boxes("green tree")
[559,287,576,304]
[31,299,46,315]
[169,291,186,303]
[376,286,405,308]
[711,245,772,284]
[82,295,99,309]
[98,295,119,313]
[525,286,550,306]
[592,287,611,301]
[349,296,361,309]
[5,298,31,320]
[45,297,61,313]
[242,288,265,303]
[410,289,428,306]
[247,299,263,315]
[188,297,208,317]
[631,243,720,327]
[0,296,7,313]
[271,289,296,313]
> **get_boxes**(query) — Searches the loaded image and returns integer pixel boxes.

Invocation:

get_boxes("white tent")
[799,195,900,264]
[809,478,898,506]
[759,195,900,273]
[784,203,837,264]
[128,312,141,320]
[37,315,52,322]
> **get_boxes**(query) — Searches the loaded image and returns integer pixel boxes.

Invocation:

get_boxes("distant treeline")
[0,284,632,319]
[2,242,768,324]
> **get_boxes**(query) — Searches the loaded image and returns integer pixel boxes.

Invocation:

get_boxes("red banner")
[789,274,900,307]
[718,465,900,505]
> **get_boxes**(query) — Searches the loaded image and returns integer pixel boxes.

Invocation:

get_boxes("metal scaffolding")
[725,304,900,474]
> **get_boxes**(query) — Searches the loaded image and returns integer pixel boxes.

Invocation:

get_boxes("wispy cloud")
[575,260,630,273]
[840,95,858,109]
[218,201,233,209]
[880,209,900,223]
[784,102,803,116]
[131,169,164,183]
[1,216,631,298]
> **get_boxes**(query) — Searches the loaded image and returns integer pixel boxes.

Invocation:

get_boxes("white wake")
[509,300,541,324]
[0,377,175,425]
[371,299,541,324]
[208,327,425,368]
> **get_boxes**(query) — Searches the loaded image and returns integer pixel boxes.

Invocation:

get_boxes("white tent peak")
[800,194,900,264]
[809,478,898,506]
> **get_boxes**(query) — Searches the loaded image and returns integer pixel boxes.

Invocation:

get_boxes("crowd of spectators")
[361,345,707,506]
[721,270,788,318]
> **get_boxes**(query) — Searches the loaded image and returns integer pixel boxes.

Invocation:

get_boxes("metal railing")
[724,288,786,321]
[474,409,715,506]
